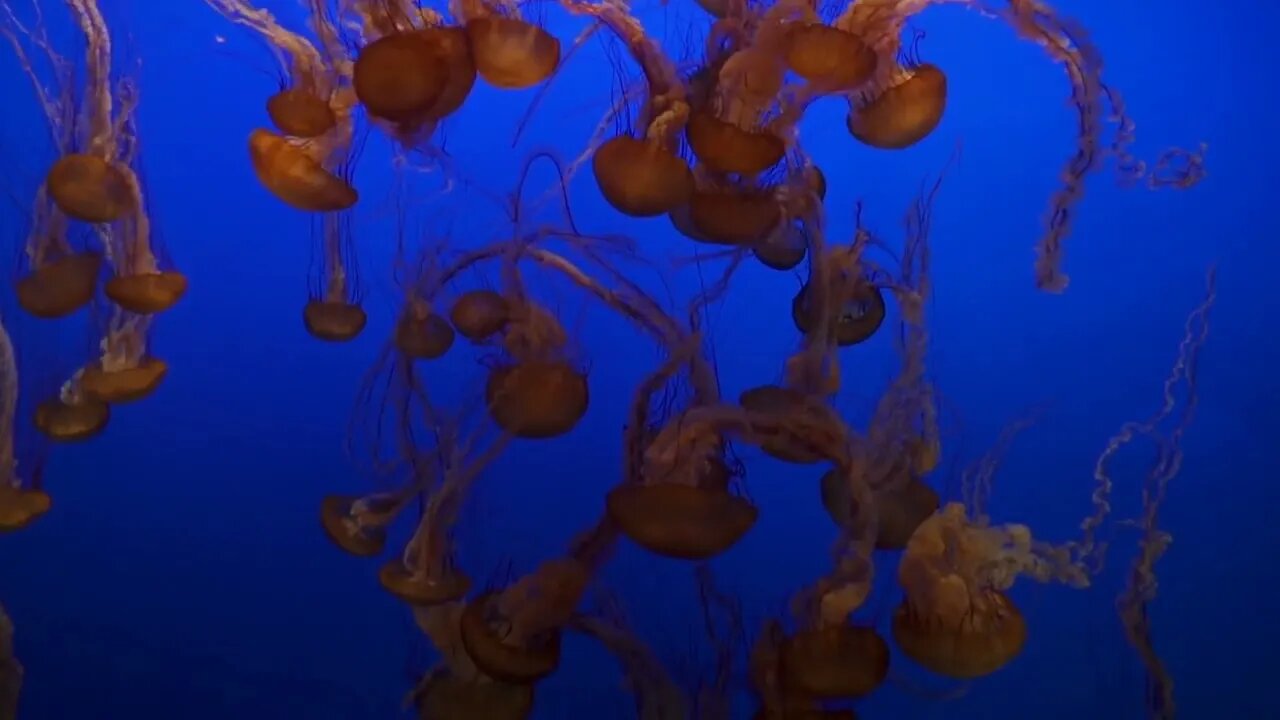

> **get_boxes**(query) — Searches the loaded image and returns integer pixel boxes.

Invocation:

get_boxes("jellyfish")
[0,605,19,720]
[0,314,50,533]
[753,162,824,272]
[74,310,166,405]
[562,0,694,217]
[833,0,1205,291]
[344,3,476,146]
[449,0,560,90]
[449,289,509,342]
[303,210,367,342]
[1,1,105,319]
[459,519,616,683]
[411,602,535,719]
[379,420,511,607]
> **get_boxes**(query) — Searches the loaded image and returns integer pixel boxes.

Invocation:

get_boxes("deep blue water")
[0,0,1275,718]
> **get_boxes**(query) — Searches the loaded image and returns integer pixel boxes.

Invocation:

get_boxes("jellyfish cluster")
[0,0,1216,718]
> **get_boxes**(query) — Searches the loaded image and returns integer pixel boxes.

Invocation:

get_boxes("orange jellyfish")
[379,422,511,607]
[75,310,167,406]
[0,313,51,533]
[562,0,694,217]
[452,0,560,90]
[303,210,367,342]
[460,520,615,684]
[411,602,535,719]
[479,244,589,440]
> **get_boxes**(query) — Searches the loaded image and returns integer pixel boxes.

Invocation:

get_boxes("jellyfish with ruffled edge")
[0,605,20,719]
[459,519,616,683]
[410,602,535,719]
[206,0,361,212]
[0,0,106,319]
[568,588,688,719]
[558,0,694,218]
[894,276,1215,681]
[0,313,51,532]
[834,0,1206,291]
[449,0,560,90]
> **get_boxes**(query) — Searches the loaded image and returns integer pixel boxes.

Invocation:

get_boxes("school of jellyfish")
[0,0,1215,718]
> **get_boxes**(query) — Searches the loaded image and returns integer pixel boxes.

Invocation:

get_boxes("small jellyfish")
[248,128,359,212]
[449,289,509,342]
[319,493,405,557]
[395,299,456,360]
[303,211,367,342]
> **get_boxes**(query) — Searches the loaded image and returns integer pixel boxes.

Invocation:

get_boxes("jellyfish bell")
[0,486,52,533]
[778,625,890,700]
[754,222,807,271]
[791,281,886,347]
[354,32,448,124]
[688,188,781,246]
[465,17,560,90]
[685,110,785,176]
[414,668,535,720]
[485,360,588,439]
[783,23,877,92]
[266,87,337,139]
[820,470,939,550]
[418,26,477,121]
[33,395,109,442]
[460,591,563,684]
[247,129,358,212]
[607,456,756,560]
[892,504,1028,678]
[395,307,455,360]
[592,136,694,218]
[45,154,135,223]
[378,560,472,606]
[104,271,188,315]
[319,495,387,557]
[78,357,167,404]
[847,64,947,150]
[449,289,509,341]
[16,251,102,319]
[303,300,367,342]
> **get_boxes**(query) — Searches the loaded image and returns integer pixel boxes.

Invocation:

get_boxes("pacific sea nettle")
[45,154,135,223]
[848,64,948,150]
[465,15,560,90]
[16,252,103,319]
[248,129,358,212]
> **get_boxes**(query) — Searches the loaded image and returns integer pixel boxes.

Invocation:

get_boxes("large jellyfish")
[893,269,1217,680]
[449,0,560,90]
[563,0,694,218]
[0,314,51,532]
